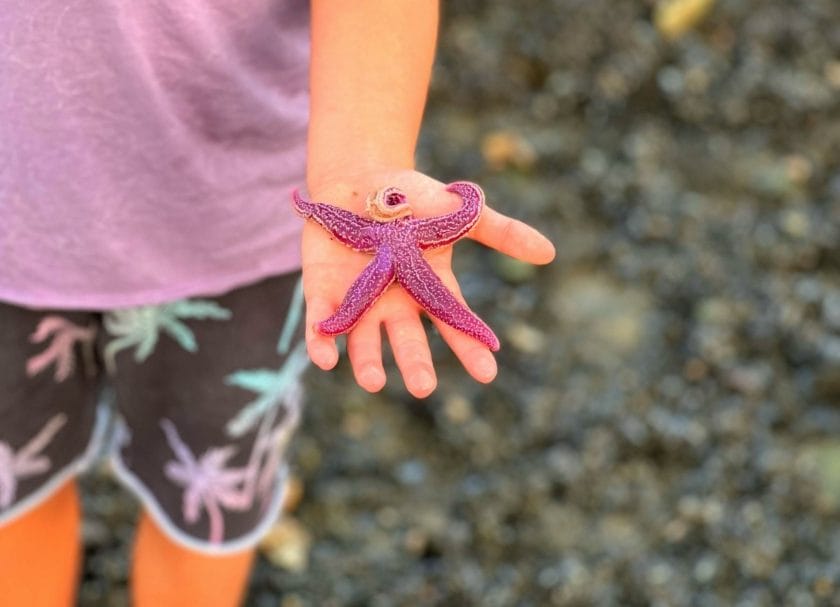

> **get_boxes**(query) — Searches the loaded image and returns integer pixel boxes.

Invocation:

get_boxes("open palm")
[301,169,555,398]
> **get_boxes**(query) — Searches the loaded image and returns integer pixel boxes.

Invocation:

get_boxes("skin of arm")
[303,1,556,398]
[307,0,437,191]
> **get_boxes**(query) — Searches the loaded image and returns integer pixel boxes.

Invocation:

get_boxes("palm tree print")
[224,341,308,438]
[253,382,302,511]
[225,278,307,438]
[103,299,231,372]
[157,278,307,543]
[26,316,96,382]
[0,415,67,510]
[161,419,251,544]
[276,277,304,355]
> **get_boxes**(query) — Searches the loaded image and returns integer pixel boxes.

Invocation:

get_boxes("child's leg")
[0,303,102,606]
[131,511,254,607]
[0,481,81,607]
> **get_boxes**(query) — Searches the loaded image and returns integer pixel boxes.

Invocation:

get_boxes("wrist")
[306,161,414,207]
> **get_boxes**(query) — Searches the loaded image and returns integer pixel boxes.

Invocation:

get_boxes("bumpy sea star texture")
[293,182,500,351]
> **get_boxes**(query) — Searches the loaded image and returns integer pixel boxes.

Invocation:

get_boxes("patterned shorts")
[0,272,307,554]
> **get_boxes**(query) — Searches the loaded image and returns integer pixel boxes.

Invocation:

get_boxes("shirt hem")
[0,258,303,311]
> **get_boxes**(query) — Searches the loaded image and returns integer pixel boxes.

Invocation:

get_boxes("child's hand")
[301,168,555,398]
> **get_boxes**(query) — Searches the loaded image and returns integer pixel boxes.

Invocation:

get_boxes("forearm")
[307,0,439,193]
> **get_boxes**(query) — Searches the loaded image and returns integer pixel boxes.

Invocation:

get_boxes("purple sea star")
[293,181,500,351]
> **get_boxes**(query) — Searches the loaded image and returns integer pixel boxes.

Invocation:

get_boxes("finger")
[419,266,498,383]
[347,317,386,392]
[471,207,556,265]
[385,313,437,399]
[434,319,498,383]
[305,295,339,370]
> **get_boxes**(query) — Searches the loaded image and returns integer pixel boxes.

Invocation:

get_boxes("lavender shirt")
[0,0,310,310]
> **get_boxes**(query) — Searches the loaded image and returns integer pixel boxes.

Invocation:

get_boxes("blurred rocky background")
[80,0,840,605]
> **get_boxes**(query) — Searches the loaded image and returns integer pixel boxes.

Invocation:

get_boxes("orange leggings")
[0,481,254,607]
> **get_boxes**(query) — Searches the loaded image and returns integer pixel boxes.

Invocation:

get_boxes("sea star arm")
[318,246,397,335]
[412,181,485,250]
[395,250,500,351]
[292,190,380,253]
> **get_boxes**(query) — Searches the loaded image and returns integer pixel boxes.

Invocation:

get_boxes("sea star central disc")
[292,181,500,351]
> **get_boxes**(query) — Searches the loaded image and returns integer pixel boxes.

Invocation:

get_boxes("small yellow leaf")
[259,516,312,573]
[281,475,304,513]
[655,0,716,40]
[481,130,537,171]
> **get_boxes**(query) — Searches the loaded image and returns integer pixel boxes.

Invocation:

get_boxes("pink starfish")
[293,181,500,351]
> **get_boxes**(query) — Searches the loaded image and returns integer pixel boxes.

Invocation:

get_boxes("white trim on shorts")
[107,417,291,556]
[0,402,110,528]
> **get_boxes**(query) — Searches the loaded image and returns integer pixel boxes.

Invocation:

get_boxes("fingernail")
[413,370,435,395]
[313,343,337,368]
[477,355,497,381]
[361,366,385,390]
